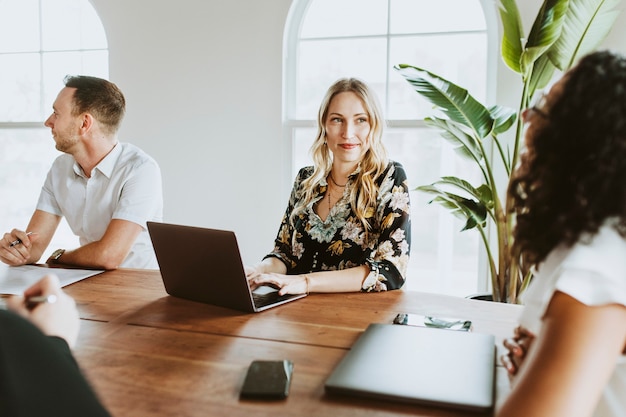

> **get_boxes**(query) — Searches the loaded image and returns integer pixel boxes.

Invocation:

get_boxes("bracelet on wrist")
[303,274,310,294]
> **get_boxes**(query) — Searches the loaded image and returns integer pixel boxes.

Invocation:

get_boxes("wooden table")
[63,268,522,417]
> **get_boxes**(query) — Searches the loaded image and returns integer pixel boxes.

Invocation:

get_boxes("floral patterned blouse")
[264,160,411,292]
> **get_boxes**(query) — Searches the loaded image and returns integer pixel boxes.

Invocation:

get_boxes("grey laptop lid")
[147,221,306,313]
[325,323,495,412]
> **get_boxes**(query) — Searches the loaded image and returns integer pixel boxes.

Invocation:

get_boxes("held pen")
[0,294,57,310]
[25,294,57,308]
[25,294,58,310]
[9,231,34,247]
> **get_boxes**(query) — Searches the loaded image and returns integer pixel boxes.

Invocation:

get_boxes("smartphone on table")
[393,313,473,331]
[240,359,294,399]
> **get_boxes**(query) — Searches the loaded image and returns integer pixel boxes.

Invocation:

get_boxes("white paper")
[0,264,104,295]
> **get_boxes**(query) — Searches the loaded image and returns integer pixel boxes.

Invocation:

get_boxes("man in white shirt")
[0,75,163,269]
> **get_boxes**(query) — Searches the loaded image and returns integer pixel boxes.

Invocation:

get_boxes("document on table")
[0,264,104,295]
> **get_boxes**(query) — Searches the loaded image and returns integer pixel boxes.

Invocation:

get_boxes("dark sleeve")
[0,310,111,417]
[263,167,312,271]
[362,161,412,292]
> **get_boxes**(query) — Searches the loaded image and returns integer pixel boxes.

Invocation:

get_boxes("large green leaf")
[500,0,567,82]
[425,176,495,214]
[486,105,517,174]
[499,0,525,73]
[548,0,621,70]
[489,105,517,135]
[418,184,488,231]
[527,54,558,99]
[395,64,494,139]
[425,117,484,163]
[520,0,569,78]
[476,184,495,211]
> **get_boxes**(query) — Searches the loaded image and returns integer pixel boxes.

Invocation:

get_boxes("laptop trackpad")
[252,286,297,308]
[253,285,279,295]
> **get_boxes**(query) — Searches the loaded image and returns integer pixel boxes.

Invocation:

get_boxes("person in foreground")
[0,275,110,416]
[247,78,411,295]
[498,50,626,417]
[0,75,163,270]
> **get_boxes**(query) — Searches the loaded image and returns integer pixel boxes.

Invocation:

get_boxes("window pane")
[301,0,388,38]
[0,53,42,121]
[390,0,486,34]
[297,38,386,118]
[0,129,78,256]
[0,0,39,53]
[388,33,487,119]
[41,0,108,50]
[293,127,316,174]
[0,0,106,259]
[0,129,58,220]
[42,50,109,111]
[384,128,480,296]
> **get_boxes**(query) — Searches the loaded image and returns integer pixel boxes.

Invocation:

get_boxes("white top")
[37,142,163,269]
[519,223,626,417]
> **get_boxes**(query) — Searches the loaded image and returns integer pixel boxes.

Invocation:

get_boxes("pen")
[25,294,58,309]
[9,232,34,247]
[0,294,57,310]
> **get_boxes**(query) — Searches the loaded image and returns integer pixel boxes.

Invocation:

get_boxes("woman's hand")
[5,274,80,348]
[248,273,308,296]
[501,325,535,378]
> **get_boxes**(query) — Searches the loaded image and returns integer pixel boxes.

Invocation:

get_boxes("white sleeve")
[112,158,163,229]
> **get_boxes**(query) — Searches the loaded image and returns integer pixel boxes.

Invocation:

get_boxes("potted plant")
[395,0,620,303]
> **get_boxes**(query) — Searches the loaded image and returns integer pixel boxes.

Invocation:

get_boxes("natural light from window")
[0,0,108,259]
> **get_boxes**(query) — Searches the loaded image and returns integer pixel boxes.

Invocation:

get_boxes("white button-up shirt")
[37,142,163,268]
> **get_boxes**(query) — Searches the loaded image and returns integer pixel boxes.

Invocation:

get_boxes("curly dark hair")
[509,50,626,267]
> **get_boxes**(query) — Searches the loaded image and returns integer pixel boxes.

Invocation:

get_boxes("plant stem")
[492,133,511,176]
[476,223,499,301]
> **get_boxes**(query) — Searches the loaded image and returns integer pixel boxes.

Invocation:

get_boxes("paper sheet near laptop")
[147,221,307,313]
[0,263,103,295]
[325,323,496,412]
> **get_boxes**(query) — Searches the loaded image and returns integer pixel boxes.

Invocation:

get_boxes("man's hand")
[0,229,38,266]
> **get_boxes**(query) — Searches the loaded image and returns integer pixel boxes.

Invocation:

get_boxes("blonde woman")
[248,78,411,295]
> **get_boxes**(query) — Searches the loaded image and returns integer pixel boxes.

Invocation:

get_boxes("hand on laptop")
[247,272,308,296]
[501,325,535,379]
[246,259,307,296]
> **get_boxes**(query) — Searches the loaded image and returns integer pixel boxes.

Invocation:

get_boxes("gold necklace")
[327,182,343,211]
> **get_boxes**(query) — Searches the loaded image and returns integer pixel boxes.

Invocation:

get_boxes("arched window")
[284,0,497,296]
[0,0,108,255]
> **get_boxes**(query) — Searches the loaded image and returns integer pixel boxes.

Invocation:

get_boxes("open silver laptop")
[147,221,307,313]
[325,323,496,412]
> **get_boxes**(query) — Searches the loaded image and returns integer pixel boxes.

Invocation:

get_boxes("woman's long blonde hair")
[291,78,389,232]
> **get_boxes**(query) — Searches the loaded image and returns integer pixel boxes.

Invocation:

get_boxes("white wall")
[88,0,626,266]
[90,0,292,265]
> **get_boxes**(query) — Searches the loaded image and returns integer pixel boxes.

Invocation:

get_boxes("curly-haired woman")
[499,50,626,417]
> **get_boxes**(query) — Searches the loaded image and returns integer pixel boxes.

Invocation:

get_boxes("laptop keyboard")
[252,290,295,308]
